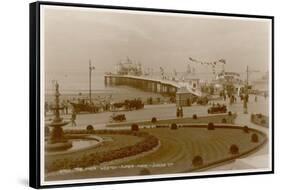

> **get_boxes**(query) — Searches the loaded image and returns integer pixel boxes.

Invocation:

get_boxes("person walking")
[71,111,77,127]
[180,106,183,117]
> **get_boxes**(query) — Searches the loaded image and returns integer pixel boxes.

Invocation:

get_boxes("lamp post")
[89,60,95,104]
[243,65,249,114]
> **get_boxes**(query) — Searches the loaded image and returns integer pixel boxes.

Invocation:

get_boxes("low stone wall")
[106,113,237,128]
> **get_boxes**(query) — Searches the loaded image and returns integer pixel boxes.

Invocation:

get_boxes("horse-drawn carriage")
[207,104,227,114]
[111,99,144,111]
[70,98,107,113]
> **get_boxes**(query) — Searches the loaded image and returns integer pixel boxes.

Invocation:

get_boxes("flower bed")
[46,130,159,173]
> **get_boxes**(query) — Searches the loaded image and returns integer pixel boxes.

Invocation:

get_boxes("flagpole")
[89,60,92,104]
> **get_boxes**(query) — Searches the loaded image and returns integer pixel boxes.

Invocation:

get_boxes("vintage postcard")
[30,2,273,188]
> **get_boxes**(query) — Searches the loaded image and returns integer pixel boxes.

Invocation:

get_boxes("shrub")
[131,123,139,131]
[192,155,203,167]
[151,117,157,123]
[251,133,259,143]
[170,123,178,130]
[139,168,151,175]
[193,114,197,119]
[86,125,94,132]
[229,144,239,154]
[207,122,215,130]
[222,118,227,123]
[261,119,266,125]
[243,125,249,133]
[228,111,232,116]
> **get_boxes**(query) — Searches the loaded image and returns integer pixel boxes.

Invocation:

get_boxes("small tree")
[251,133,259,143]
[228,111,232,116]
[171,123,178,130]
[193,114,198,119]
[243,125,249,133]
[131,123,139,131]
[229,144,239,154]
[86,125,94,133]
[192,155,203,167]
[207,122,215,130]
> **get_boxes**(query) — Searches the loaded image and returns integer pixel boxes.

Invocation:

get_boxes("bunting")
[188,57,226,76]
[188,57,226,66]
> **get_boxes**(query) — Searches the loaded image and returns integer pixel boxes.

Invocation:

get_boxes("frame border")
[29,1,274,188]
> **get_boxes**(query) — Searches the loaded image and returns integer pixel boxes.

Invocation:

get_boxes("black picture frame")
[29,1,274,188]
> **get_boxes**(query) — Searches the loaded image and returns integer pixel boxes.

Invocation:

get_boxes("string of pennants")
[188,57,226,74]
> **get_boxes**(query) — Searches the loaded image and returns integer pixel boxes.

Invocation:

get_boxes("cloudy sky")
[42,5,271,76]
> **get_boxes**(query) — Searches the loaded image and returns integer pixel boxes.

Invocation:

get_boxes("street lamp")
[243,66,249,114]
[89,59,95,104]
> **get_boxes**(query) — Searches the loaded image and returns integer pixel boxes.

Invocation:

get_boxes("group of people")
[44,100,71,116]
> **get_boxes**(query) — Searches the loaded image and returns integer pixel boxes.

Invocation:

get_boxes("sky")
[42,5,271,77]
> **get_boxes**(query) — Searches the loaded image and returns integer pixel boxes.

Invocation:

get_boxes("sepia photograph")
[32,2,273,187]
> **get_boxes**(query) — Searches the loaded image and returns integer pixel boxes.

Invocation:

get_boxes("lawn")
[124,127,266,170]
[46,126,266,181]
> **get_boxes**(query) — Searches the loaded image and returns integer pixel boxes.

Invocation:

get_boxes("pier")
[104,74,179,96]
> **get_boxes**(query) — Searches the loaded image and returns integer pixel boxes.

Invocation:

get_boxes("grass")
[122,127,265,169]
[46,126,266,181]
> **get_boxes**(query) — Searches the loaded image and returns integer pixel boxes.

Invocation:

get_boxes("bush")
[170,123,178,130]
[139,168,151,175]
[192,155,203,167]
[207,122,215,130]
[251,133,259,143]
[131,123,139,131]
[151,117,157,123]
[222,118,227,123]
[86,125,94,132]
[243,125,249,133]
[228,111,232,116]
[229,144,239,154]
[193,114,197,119]
[261,119,266,125]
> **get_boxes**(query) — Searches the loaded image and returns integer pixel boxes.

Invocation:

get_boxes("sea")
[44,70,267,103]
[44,71,165,103]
